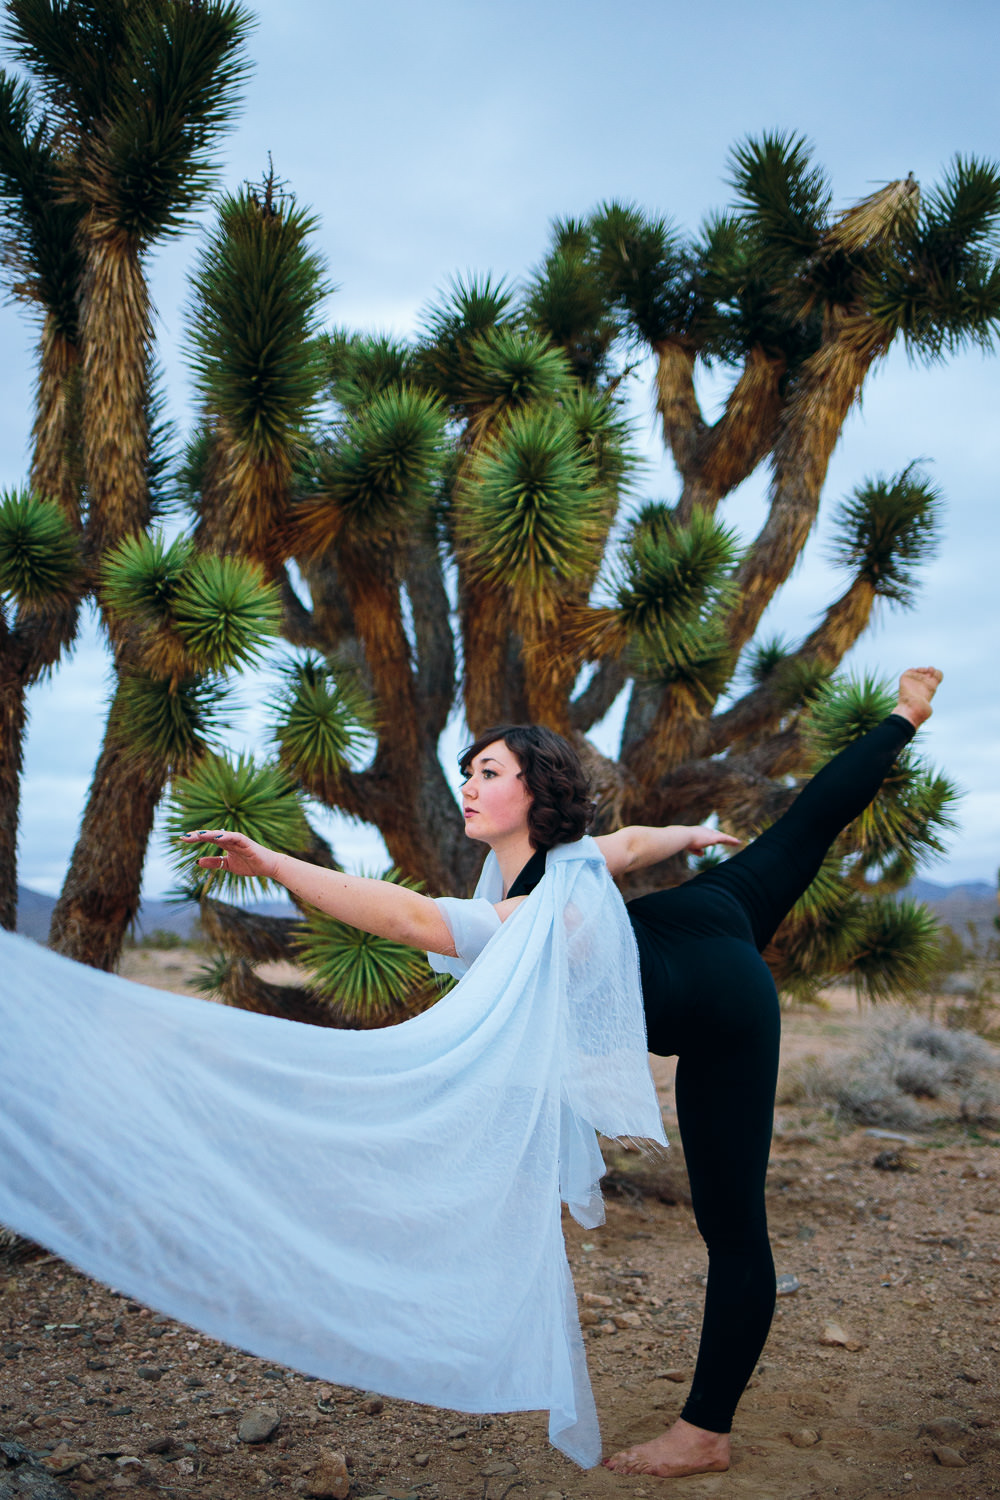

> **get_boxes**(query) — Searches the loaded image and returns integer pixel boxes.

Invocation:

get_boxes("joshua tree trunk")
[49,679,165,969]
[0,653,28,932]
[76,224,151,557]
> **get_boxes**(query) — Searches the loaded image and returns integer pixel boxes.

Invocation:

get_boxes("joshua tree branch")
[569,656,630,733]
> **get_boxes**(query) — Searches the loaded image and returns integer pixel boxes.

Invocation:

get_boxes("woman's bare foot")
[893,666,942,730]
[603,1417,730,1477]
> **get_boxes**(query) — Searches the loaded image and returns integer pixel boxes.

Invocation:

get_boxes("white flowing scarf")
[0,837,665,1467]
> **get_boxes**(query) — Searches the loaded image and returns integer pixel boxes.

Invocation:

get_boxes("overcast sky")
[4,0,999,898]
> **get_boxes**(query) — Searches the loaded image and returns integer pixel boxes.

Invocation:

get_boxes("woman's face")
[461,739,533,846]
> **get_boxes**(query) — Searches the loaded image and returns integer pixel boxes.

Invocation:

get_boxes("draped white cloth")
[0,837,665,1467]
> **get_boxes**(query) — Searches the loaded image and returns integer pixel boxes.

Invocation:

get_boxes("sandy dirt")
[2,954,998,1499]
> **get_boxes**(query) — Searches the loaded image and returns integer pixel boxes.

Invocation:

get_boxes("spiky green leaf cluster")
[326,330,414,411]
[742,635,832,709]
[589,201,692,346]
[416,272,512,406]
[455,405,607,603]
[188,182,329,454]
[0,490,80,604]
[460,326,570,420]
[829,467,941,605]
[310,386,446,539]
[166,752,310,898]
[524,220,619,386]
[864,155,1000,359]
[271,655,375,780]
[295,868,431,1022]
[101,532,281,670]
[7,0,252,242]
[560,386,633,495]
[617,506,740,664]
[101,531,192,624]
[111,671,223,772]
[729,131,831,260]
[802,674,898,757]
[171,553,281,670]
[848,897,944,1002]
[0,71,84,336]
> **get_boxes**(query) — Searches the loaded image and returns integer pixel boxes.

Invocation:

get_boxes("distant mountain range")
[15,877,998,946]
[14,886,295,944]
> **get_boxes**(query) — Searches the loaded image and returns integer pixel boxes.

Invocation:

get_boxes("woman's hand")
[683,827,742,855]
[178,832,456,954]
[177,830,281,881]
[595,823,742,876]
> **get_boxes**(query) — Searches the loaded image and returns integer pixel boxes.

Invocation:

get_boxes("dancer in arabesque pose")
[181,665,942,1479]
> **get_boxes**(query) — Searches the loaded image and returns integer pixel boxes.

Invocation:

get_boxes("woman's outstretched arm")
[177,830,457,954]
[594,825,741,878]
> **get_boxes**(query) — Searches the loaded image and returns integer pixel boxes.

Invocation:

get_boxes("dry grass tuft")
[778,1006,1000,1130]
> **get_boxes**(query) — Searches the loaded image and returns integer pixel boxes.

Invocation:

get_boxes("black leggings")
[625,714,915,1433]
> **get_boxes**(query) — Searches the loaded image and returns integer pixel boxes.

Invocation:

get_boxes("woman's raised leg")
[686,668,940,953]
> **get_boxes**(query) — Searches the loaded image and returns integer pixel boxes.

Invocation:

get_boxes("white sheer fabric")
[0,837,664,1467]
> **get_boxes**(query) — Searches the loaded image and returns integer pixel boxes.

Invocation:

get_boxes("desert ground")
[2,949,998,1499]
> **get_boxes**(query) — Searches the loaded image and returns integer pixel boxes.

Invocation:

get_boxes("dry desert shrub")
[778,1007,1000,1130]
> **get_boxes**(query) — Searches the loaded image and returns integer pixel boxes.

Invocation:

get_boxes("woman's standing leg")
[604,669,941,1477]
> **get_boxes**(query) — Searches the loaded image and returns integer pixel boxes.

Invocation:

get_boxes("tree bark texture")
[48,681,165,969]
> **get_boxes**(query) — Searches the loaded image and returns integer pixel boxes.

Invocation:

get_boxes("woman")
[178,665,941,1478]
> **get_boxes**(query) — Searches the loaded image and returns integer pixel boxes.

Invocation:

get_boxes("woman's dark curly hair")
[459,724,595,851]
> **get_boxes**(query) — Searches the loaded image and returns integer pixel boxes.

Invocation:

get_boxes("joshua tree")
[0,0,252,962]
[167,136,998,1025]
[0,72,84,927]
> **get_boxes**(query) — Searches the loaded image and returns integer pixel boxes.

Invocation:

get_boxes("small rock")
[93,1329,115,1345]
[597,1319,617,1335]
[77,1462,97,1483]
[412,1452,430,1467]
[109,1406,133,1416]
[819,1320,863,1352]
[788,1428,820,1448]
[237,1405,281,1444]
[481,1460,518,1476]
[445,1425,468,1439]
[542,1492,563,1500]
[920,1418,966,1443]
[42,1446,88,1475]
[865,1128,914,1142]
[361,1393,384,1415]
[614,1311,642,1329]
[579,1308,600,1327]
[175,1457,196,1476]
[775,1274,800,1296]
[873,1149,906,1171]
[86,1357,109,1370]
[932,1445,967,1468]
[136,1364,164,1381]
[655,1368,688,1383]
[448,1438,469,1451]
[183,1375,205,1389]
[581,1292,613,1307]
[145,1435,176,1455]
[305,1449,351,1499]
[116,1456,143,1469]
